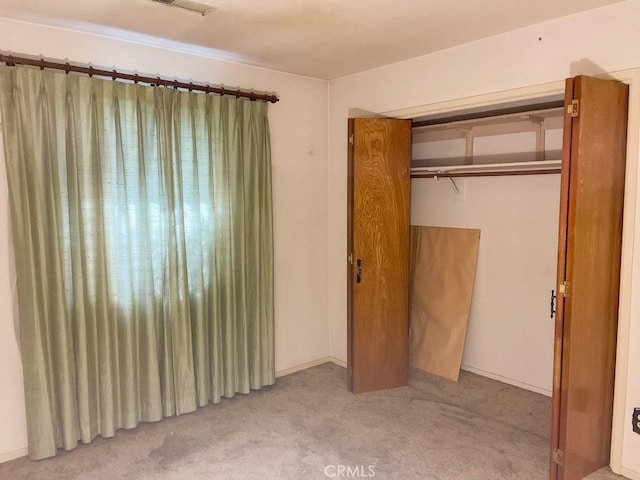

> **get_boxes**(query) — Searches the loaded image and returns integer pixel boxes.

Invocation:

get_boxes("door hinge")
[552,448,564,466]
[559,281,570,298]
[348,134,354,146]
[348,253,354,265]
[567,99,579,118]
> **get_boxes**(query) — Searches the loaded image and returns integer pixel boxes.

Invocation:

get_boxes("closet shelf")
[410,159,561,178]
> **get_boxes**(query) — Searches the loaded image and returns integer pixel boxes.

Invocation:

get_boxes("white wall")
[5,0,640,474]
[329,0,640,476]
[0,17,329,459]
[412,175,560,395]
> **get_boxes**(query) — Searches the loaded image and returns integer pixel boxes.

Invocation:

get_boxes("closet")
[411,101,564,394]
[347,75,628,480]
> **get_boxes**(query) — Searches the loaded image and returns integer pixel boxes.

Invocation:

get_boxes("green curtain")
[0,65,274,460]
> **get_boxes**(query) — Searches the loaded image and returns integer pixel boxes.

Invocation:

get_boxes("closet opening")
[403,76,629,480]
[349,75,630,478]
[408,97,565,397]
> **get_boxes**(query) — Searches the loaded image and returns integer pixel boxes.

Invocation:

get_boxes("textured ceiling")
[0,0,628,79]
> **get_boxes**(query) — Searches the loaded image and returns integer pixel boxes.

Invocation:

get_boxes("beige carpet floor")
[0,362,625,479]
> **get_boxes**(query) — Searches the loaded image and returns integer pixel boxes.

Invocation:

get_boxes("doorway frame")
[382,67,640,478]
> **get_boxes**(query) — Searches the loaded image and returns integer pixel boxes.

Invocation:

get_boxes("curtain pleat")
[0,65,275,460]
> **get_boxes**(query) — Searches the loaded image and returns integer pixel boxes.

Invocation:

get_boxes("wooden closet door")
[551,76,628,480]
[347,118,411,393]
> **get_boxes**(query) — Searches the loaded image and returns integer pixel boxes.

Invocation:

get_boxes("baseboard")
[460,364,552,397]
[621,467,640,480]
[275,357,334,378]
[328,356,347,368]
[275,356,347,378]
[0,447,27,464]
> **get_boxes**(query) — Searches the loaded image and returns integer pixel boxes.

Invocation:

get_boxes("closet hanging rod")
[412,159,560,172]
[411,168,560,179]
[0,52,279,103]
[411,159,561,179]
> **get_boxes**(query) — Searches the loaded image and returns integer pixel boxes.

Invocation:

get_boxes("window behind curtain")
[0,65,275,460]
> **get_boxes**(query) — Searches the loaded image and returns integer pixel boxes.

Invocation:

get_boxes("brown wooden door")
[551,76,628,480]
[347,118,412,394]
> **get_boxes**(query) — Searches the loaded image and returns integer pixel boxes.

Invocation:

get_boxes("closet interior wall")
[410,113,562,395]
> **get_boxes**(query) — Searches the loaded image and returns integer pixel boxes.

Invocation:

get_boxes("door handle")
[356,258,362,284]
[550,289,556,318]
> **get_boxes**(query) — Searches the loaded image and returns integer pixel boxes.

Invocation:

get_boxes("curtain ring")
[134,74,139,84]
[65,62,70,74]
[112,70,117,81]
[206,85,211,94]
[235,89,241,98]
[88,66,94,78]
[39,58,45,71]
[188,82,193,92]
[220,86,225,96]
[174,79,179,90]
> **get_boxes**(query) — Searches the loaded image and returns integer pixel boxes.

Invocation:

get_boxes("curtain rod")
[0,53,279,103]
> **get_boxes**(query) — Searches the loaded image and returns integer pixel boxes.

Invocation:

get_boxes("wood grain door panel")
[551,75,628,480]
[347,118,411,394]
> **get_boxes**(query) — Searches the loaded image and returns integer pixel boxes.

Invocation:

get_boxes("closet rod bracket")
[447,177,460,194]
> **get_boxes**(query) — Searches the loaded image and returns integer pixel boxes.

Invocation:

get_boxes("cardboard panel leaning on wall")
[409,226,481,382]
[411,175,559,394]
